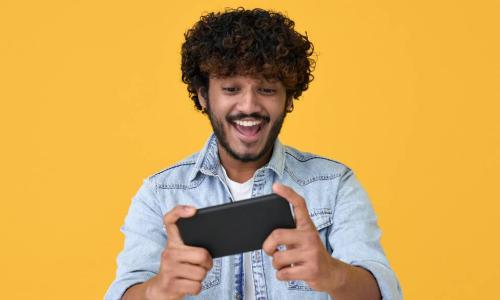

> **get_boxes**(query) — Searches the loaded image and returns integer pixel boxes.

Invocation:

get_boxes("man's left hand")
[262,183,347,294]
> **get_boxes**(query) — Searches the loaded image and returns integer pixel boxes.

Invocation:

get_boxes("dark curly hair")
[181,7,315,111]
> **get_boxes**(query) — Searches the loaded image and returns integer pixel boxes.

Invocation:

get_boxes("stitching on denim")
[284,166,301,184]
[309,209,333,231]
[250,251,258,298]
[285,150,343,164]
[201,258,222,290]
[331,168,351,233]
[309,208,332,217]
[302,174,341,185]
[286,280,314,291]
[314,220,332,231]
[284,166,341,186]
[260,249,270,300]
[156,175,206,190]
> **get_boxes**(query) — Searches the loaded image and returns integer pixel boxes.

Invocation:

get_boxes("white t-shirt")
[220,165,256,300]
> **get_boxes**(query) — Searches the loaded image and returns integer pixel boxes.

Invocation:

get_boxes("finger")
[263,228,307,255]
[273,183,314,229]
[171,278,202,296]
[276,264,311,282]
[164,205,197,245]
[272,248,305,270]
[172,263,208,281]
[168,246,213,271]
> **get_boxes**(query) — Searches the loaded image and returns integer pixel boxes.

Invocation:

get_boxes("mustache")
[226,113,270,123]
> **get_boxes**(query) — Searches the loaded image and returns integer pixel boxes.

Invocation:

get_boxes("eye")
[259,88,276,95]
[222,87,239,93]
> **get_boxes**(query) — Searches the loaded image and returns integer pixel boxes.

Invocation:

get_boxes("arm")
[328,168,402,299]
[104,180,165,300]
[323,259,382,299]
[105,180,212,300]
[122,205,213,300]
[263,179,401,300]
[263,183,381,300]
[121,282,151,300]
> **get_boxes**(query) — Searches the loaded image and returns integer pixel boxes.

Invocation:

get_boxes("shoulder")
[144,152,202,190]
[283,145,351,186]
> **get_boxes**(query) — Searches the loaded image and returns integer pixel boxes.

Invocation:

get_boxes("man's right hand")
[123,205,213,300]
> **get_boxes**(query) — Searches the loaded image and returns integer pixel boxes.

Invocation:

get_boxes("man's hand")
[262,183,346,294]
[144,205,213,300]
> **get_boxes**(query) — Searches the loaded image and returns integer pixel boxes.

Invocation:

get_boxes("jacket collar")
[189,133,285,181]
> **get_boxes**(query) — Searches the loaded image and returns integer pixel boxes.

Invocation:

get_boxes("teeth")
[234,120,262,127]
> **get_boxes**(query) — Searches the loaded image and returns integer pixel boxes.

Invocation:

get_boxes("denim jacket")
[105,133,402,300]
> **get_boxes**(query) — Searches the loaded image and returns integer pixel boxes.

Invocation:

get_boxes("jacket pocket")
[201,257,222,290]
[286,208,333,292]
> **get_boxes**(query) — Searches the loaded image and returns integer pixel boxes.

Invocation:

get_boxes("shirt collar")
[189,133,286,181]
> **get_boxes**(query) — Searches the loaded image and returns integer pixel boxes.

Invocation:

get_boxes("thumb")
[273,183,314,230]
[163,205,196,245]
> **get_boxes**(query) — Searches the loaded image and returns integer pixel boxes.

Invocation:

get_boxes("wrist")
[143,277,156,300]
[144,275,182,300]
[326,257,349,296]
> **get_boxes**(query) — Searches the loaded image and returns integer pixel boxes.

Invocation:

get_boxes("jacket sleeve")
[329,168,402,300]
[104,179,165,300]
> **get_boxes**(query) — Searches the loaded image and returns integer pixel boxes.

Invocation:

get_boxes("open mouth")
[230,119,265,141]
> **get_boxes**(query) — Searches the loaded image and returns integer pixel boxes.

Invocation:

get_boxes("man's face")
[200,75,290,162]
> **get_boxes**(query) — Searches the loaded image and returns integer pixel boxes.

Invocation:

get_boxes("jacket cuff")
[351,260,402,300]
[104,272,154,300]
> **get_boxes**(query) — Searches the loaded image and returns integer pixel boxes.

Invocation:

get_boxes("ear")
[197,87,208,110]
[286,98,294,113]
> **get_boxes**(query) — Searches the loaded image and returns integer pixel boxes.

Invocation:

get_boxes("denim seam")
[286,281,314,291]
[285,150,344,164]
[284,166,341,186]
[309,210,333,231]
[331,168,351,234]
[309,208,332,217]
[249,174,269,300]
[261,249,269,300]
[201,258,222,290]
[156,176,206,190]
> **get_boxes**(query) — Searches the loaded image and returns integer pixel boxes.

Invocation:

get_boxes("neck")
[218,145,273,183]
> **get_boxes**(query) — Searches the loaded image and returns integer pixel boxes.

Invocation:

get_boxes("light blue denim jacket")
[105,133,402,300]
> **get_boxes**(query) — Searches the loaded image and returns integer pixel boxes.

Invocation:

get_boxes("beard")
[206,102,287,163]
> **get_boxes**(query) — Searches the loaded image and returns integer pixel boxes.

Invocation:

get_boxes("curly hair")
[181,7,315,111]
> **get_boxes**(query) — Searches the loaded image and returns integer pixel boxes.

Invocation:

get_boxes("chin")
[227,144,268,162]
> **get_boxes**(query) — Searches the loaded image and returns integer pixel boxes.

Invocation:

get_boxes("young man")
[105,8,402,300]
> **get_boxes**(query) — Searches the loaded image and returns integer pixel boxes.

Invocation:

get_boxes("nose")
[236,88,262,115]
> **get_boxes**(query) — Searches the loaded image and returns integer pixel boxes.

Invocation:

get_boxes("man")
[105,8,401,300]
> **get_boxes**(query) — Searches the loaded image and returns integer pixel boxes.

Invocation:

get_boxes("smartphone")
[176,193,295,258]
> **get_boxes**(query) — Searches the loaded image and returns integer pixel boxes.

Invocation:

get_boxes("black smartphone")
[176,193,296,258]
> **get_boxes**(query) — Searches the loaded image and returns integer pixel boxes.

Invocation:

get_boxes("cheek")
[267,97,287,117]
[269,107,286,122]
[208,103,228,120]
[211,102,233,119]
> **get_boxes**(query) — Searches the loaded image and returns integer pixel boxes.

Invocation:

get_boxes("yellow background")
[1,0,499,299]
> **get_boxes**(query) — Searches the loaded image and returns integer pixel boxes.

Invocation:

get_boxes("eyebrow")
[223,78,279,85]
